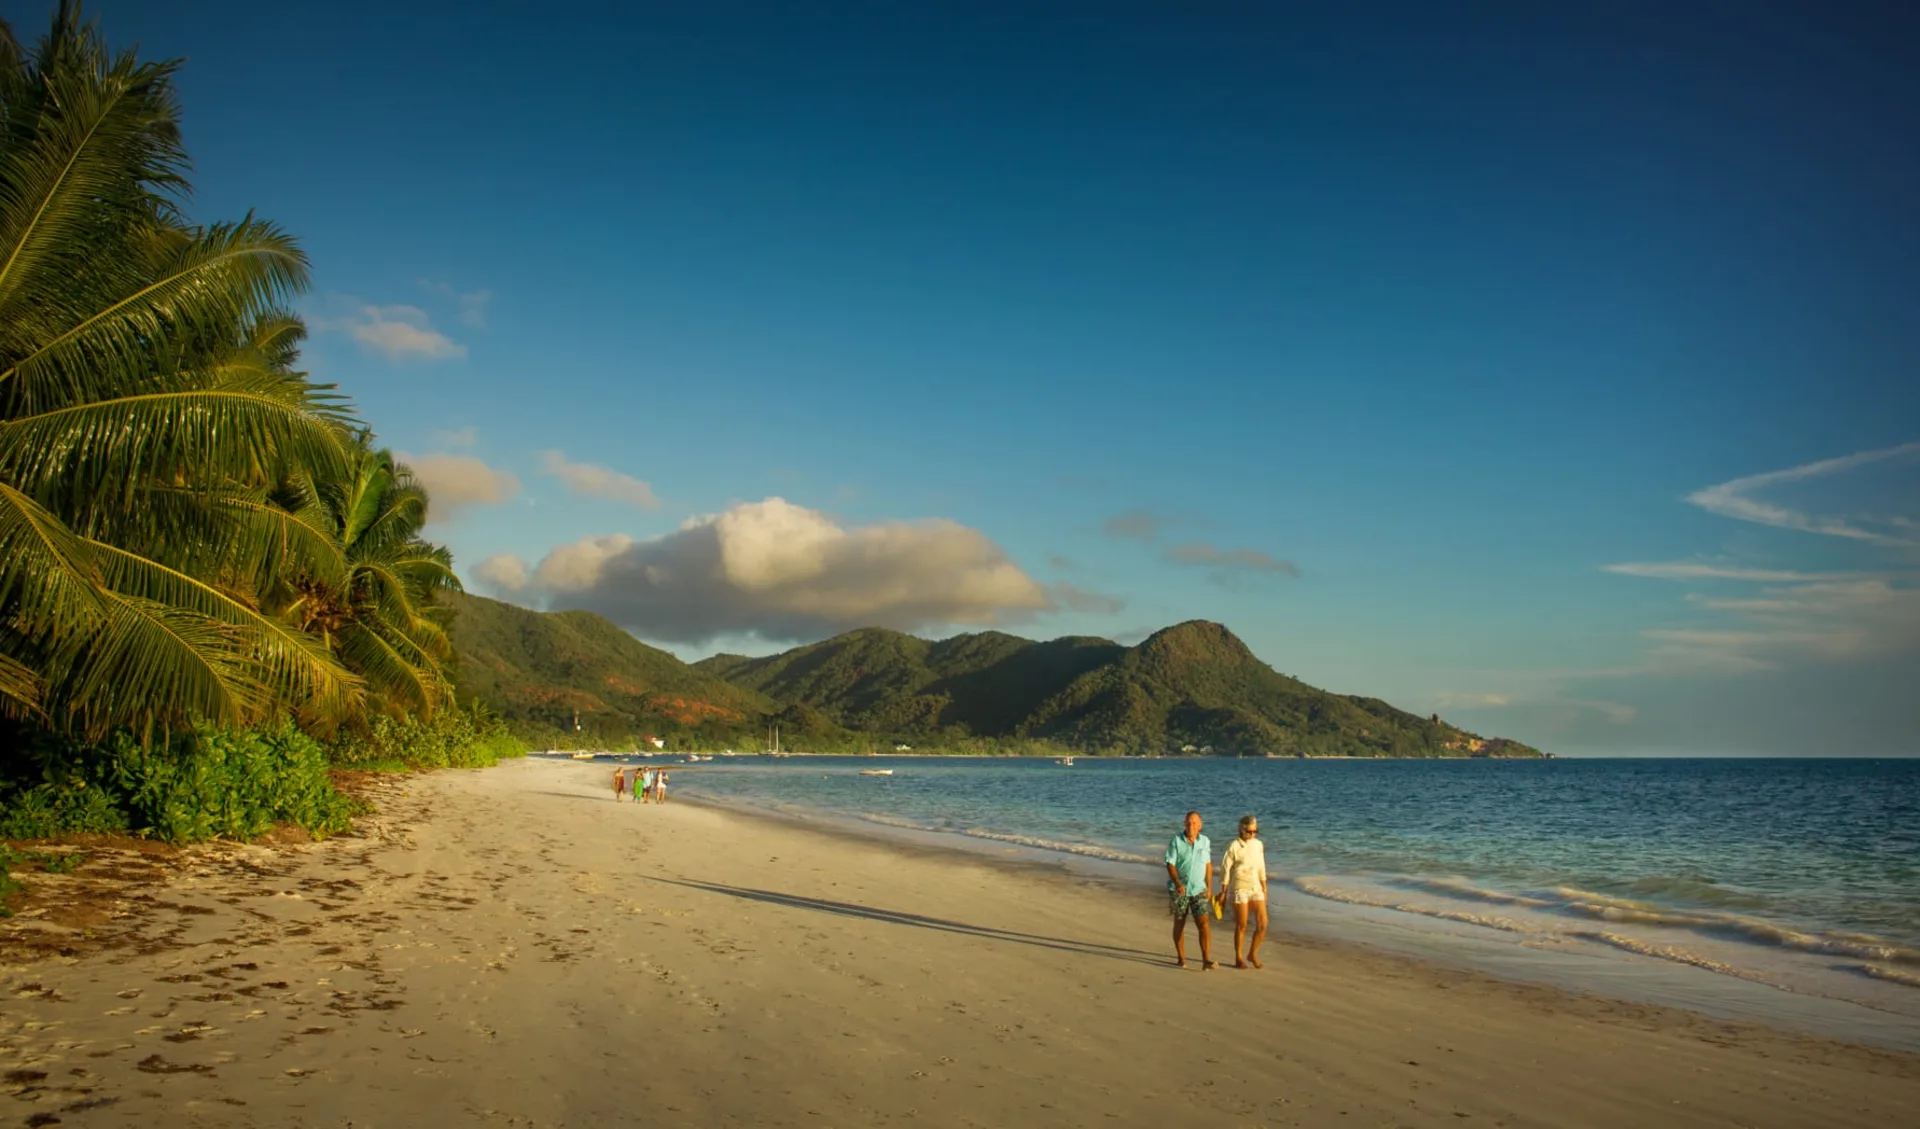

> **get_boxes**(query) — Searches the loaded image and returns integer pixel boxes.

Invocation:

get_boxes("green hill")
[445,592,776,739]
[447,594,1542,756]
[696,620,1543,757]
[690,627,1124,738]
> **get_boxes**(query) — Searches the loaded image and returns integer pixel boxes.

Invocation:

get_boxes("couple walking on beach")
[1165,810,1268,970]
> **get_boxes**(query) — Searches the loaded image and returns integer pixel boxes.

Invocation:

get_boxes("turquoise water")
[623,754,1920,1044]
[668,757,1920,944]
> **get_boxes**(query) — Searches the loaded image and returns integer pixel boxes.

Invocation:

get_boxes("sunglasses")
[1240,828,1257,835]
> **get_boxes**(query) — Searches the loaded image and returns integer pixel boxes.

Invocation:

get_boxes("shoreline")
[609,752,1920,1051]
[538,750,1550,761]
[667,782,1920,1054]
[2,757,1914,1126]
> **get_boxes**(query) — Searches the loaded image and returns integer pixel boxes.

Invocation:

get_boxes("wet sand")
[2,756,1915,1127]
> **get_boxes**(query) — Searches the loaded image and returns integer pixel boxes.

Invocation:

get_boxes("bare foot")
[1175,958,1188,968]
[1233,959,1247,969]
[1249,956,1263,969]
[1202,960,1218,970]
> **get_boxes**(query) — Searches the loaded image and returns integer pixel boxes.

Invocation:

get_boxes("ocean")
[609,754,1920,1049]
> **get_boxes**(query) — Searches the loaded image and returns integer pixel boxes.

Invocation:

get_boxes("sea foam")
[958,827,1158,866]
[1290,876,1538,935]
[1550,888,1920,964]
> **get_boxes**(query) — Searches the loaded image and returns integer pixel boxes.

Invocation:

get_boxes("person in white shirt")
[1217,814,1269,969]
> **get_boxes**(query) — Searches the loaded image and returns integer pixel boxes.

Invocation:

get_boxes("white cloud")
[1603,561,1850,582]
[474,553,529,592]
[1605,576,1920,675]
[538,450,661,510]
[495,497,1051,643]
[325,303,465,362]
[399,452,521,522]
[1664,579,1920,667]
[435,426,480,450]
[1685,441,1920,545]
[530,534,635,591]
[1605,442,1920,675]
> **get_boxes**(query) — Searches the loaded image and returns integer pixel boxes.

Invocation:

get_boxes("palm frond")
[1,218,309,413]
[212,489,348,592]
[86,539,363,721]
[391,541,462,592]
[243,309,307,370]
[0,479,105,638]
[334,445,395,547]
[0,648,44,719]
[61,591,262,735]
[0,8,187,328]
[0,382,351,504]
[338,621,450,716]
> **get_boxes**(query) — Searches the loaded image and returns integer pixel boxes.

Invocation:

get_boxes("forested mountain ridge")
[446,593,775,737]
[694,619,1544,757]
[446,593,1543,756]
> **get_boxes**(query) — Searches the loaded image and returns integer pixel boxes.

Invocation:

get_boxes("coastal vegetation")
[0,4,519,891]
[0,723,360,843]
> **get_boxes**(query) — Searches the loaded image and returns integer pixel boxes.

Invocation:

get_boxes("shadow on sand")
[652,878,1172,968]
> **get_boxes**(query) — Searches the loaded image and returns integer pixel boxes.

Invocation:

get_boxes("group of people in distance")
[612,765,668,805]
[1164,810,1269,970]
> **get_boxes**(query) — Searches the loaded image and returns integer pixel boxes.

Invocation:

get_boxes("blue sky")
[25,1,1918,754]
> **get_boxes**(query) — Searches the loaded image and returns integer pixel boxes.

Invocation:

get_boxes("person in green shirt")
[1163,810,1217,969]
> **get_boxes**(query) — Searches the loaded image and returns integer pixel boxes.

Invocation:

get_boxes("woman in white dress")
[1217,814,1269,968]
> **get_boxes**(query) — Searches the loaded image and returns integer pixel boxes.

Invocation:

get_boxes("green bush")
[115,725,361,842]
[0,723,361,843]
[0,845,20,913]
[327,702,527,770]
[0,780,129,839]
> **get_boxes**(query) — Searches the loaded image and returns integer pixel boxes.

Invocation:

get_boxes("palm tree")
[276,438,463,720]
[0,5,361,737]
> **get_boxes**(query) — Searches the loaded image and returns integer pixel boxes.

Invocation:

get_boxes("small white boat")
[1055,756,1075,766]
[859,769,894,777]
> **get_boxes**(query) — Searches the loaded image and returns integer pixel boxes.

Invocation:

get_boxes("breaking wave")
[1858,964,1920,990]
[1550,889,1920,965]
[1570,930,1784,987]
[1291,877,1538,935]
[957,828,1158,866]
[1388,876,1554,908]
[852,811,941,833]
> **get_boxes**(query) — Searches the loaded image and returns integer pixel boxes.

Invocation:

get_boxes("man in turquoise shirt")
[1163,810,1216,969]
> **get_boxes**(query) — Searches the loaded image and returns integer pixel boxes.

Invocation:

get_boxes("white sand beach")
[2,756,1915,1127]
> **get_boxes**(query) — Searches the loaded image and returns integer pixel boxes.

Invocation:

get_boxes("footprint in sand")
[135,1054,212,1075]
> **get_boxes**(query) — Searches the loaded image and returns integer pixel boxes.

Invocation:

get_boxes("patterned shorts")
[1169,890,1211,919]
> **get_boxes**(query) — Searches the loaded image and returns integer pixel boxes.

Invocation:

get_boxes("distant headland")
[449,594,1547,759]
